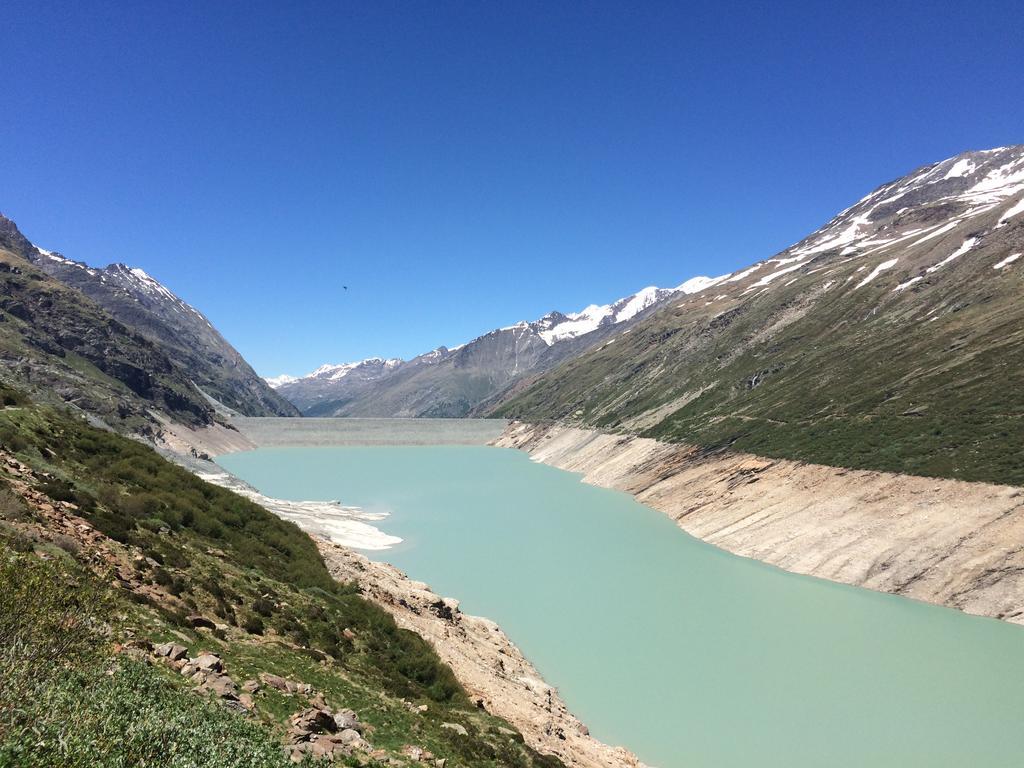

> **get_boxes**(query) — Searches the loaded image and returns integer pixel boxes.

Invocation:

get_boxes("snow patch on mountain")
[926,238,977,274]
[996,196,1024,228]
[306,358,403,382]
[265,374,298,388]
[856,258,898,289]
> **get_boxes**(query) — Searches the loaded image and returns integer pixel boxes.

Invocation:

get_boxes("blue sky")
[2,1,1022,376]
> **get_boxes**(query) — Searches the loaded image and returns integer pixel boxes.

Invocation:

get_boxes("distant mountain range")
[270,144,1024,486]
[495,145,1024,486]
[269,276,723,417]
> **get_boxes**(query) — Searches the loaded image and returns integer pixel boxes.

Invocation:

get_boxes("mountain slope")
[274,280,717,417]
[494,145,1024,486]
[0,214,216,433]
[20,227,298,417]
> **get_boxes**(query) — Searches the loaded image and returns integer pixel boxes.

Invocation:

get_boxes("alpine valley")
[2,142,1024,768]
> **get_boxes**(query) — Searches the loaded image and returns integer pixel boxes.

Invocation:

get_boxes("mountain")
[493,145,1024,486]
[22,236,298,418]
[0,213,217,433]
[273,357,403,413]
[271,280,718,417]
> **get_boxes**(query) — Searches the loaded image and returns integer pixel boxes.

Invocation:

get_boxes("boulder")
[259,672,290,692]
[241,679,260,694]
[187,614,217,630]
[180,662,198,678]
[336,728,365,746]
[290,707,337,735]
[333,709,362,733]
[441,722,467,736]
[204,674,238,699]
[193,653,223,672]
[154,642,188,661]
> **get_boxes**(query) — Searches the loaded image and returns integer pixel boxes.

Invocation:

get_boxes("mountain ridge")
[492,144,1024,485]
[270,277,722,417]
[15,220,298,418]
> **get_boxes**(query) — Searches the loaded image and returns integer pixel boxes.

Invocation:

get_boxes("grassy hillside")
[0,397,563,768]
[496,151,1024,486]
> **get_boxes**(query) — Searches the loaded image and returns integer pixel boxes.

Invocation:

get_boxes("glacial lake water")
[219,445,1024,767]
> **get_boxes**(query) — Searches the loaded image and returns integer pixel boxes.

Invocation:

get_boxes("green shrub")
[242,614,265,635]
[0,487,29,521]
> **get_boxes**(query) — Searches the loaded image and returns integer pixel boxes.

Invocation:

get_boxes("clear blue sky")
[2,1,1021,376]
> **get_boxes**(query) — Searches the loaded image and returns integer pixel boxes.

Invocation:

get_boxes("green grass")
[0,549,297,768]
[496,238,1024,486]
[0,400,564,767]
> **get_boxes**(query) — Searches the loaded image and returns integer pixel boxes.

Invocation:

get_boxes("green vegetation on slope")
[0,399,563,767]
[0,551,294,768]
[496,212,1024,485]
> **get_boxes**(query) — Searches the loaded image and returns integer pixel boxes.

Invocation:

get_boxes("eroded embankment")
[173,422,639,768]
[318,541,641,768]
[495,422,1024,624]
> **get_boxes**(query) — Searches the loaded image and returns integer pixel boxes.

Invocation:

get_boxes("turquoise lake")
[218,445,1024,767]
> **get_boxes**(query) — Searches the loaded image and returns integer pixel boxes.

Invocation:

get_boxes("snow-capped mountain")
[24,242,298,417]
[496,145,1024,487]
[272,278,720,417]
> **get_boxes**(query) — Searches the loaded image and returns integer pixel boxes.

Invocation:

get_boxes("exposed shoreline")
[494,421,1024,624]
[173,421,639,768]
[319,541,642,768]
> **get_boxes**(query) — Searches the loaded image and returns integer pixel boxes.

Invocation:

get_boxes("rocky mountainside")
[18,223,298,417]
[494,145,1024,486]
[272,279,720,417]
[0,214,216,433]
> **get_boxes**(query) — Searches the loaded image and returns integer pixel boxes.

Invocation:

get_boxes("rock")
[435,760,447,768]
[241,679,260,694]
[416,704,428,713]
[188,614,216,630]
[193,653,223,672]
[310,693,326,709]
[259,672,290,692]
[204,674,238,699]
[400,745,433,762]
[333,709,362,733]
[154,642,188,661]
[180,662,198,678]
[296,682,313,695]
[342,628,356,640]
[239,693,255,709]
[336,728,364,745]
[310,739,336,759]
[441,722,467,736]
[290,707,337,735]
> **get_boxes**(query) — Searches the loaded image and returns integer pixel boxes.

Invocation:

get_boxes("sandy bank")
[495,422,1024,624]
